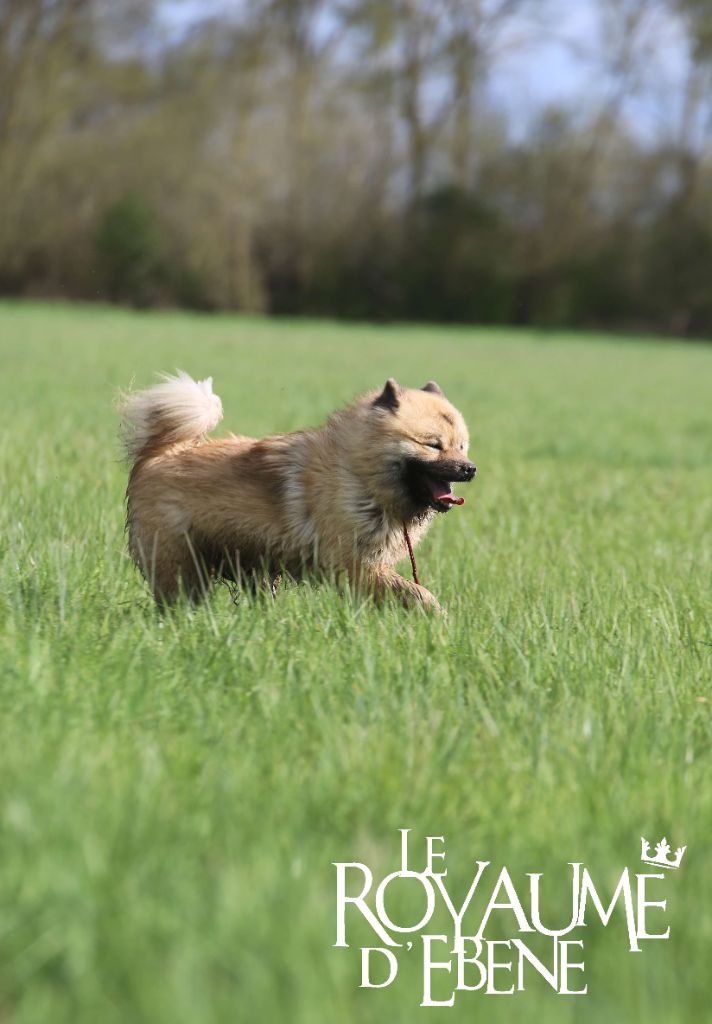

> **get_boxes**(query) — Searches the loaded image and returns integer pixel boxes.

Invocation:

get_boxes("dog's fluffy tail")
[119,371,223,462]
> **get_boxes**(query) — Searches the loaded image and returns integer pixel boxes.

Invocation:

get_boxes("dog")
[120,373,475,612]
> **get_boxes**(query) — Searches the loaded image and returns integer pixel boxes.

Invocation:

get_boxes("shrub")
[95,195,164,307]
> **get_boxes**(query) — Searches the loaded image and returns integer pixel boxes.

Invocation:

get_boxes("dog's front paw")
[410,583,444,616]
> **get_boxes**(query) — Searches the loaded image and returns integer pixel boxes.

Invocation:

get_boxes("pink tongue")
[429,480,465,506]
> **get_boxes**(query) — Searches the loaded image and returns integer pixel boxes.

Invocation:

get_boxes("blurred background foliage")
[2,0,712,335]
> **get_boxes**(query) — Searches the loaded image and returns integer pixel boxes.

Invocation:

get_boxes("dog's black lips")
[402,458,475,513]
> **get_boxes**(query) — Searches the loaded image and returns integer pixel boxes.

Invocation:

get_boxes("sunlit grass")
[0,301,710,1023]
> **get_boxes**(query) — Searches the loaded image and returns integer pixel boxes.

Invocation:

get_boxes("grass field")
[0,301,710,1023]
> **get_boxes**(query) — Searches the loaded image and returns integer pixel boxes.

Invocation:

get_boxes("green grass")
[0,300,710,1023]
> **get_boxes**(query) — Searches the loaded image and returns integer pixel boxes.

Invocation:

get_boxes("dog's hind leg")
[131,528,210,606]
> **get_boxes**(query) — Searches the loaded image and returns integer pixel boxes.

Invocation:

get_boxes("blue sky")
[489,1,692,142]
[157,0,695,144]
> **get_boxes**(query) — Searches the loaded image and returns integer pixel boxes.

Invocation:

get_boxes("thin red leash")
[403,523,420,586]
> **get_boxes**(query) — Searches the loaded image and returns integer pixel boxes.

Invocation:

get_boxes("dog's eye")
[424,440,443,450]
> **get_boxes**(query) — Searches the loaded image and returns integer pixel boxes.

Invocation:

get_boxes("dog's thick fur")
[120,373,475,612]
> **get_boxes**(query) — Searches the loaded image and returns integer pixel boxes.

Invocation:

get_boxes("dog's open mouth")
[404,458,475,512]
[424,476,464,509]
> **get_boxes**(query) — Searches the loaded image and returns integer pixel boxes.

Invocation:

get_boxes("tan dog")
[120,373,475,612]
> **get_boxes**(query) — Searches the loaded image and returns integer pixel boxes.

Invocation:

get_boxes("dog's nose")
[462,462,477,481]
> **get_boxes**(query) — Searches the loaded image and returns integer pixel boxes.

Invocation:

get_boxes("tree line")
[1,0,712,336]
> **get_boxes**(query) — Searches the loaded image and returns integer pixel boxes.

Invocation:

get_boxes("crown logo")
[640,836,686,870]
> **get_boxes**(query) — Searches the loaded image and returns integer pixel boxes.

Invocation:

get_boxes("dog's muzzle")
[404,458,477,512]
[448,460,477,482]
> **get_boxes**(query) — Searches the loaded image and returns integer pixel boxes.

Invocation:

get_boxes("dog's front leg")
[353,566,443,614]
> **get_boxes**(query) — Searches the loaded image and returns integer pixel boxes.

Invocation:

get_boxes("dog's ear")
[373,378,401,411]
[422,380,443,396]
